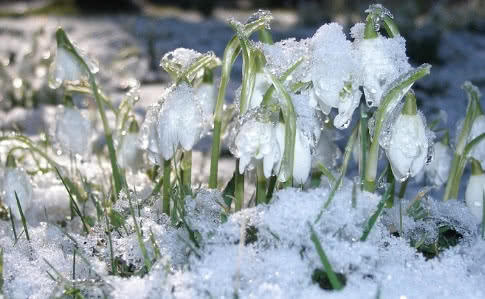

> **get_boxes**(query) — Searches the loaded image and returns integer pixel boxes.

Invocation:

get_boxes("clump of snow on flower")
[351,23,411,107]
[310,23,361,129]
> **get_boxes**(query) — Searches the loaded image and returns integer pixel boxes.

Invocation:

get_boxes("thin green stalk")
[482,191,485,240]
[72,249,76,280]
[14,191,30,241]
[308,223,343,290]
[55,28,123,198]
[266,175,277,203]
[398,179,409,199]
[104,208,115,275]
[361,192,388,241]
[9,207,18,241]
[162,159,171,215]
[315,123,359,223]
[443,82,482,200]
[364,65,431,192]
[359,104,369,189]
[265,71,297,185]
[385,162,395,208]
[181,151,192,188]
[234,160,244,212]
[258,28,274,44]
[209,15,273,188]
[128,193,152,272]
[256,162,267,205]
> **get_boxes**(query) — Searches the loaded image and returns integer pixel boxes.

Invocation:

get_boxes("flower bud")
[386,92,428,181]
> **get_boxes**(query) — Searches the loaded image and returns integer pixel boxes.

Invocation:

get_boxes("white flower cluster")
[139,82,216,164]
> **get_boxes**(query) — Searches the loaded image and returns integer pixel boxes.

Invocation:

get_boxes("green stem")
[209,16,273,188]
[181,151,192,188]
[55,28,123,198]
[364,65,431,192]
[266,175,277,203]
[234,160,244,212]
[359,104,368,189]
[398,179,409,199]
[162,159,171,215]
[256,162,267,205]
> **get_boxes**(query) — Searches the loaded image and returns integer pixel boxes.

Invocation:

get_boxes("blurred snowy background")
[0,0,484,173]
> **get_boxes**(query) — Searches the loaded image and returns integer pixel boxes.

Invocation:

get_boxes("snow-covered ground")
[1,11,485,299]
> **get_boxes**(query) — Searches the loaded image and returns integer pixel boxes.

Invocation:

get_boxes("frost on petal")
[139,103,162,164]
[354,35,411,107]
[292,91,321,146]
[195,82,217,117]
[234,118,279,176]
[157,83,203,159]
[260,37,311,85]
[55,107,91,155]
[119,133,145,171]
[334,85,362,129]
[465,174,485,222]
[2,168,33,220]
[425,142,452,186]
[387,114,428,181]
[469,115,485,165]
[249,72,272,110]
[310,23,358,110]
[293,129,312,185]
[274,123,311,184]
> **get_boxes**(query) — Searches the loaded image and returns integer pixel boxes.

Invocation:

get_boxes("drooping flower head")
[386,91,430,181]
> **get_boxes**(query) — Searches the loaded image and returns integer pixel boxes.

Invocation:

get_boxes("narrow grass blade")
[317,163,336,183]
[55,167,90,234]
[308,223,343,290]
[104,208,115,275]
[482,191,485,240]
[128,193,152,272]
[14,191,30,241]
[8,207,18,241]
[360,195,387,242]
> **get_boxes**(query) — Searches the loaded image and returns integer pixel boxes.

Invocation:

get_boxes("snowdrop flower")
[351,23,411,107]
[48,33,99,89]
[249,72,272,109]
[386,92,428,181]
[469,114,485,165]
[274,123,312,184]
[157,83,204,160]
[465,160,485,222]
[233,118,280,178]
[424,139,452,186]
[138,103,162,165]
[2,167,33,220]
[310,23,361,129]
[55,107,92,155]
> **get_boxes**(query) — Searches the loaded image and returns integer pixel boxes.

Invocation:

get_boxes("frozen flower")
[48,32,99,89]
[55,107,92,155]
[2,168,33,220]
[233,118,280,178]
[138,103,162,164]
[157,83,204,160]
[352,25,411,107]
[469,114,485,165]
[424,141,452,186]
[310,23,361,129]
[249,72,272,110]
[465,160,485,222]
[118,133,145,171]
[195,82,217,117]
[275,123,312,185]
[386,93,428,181]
